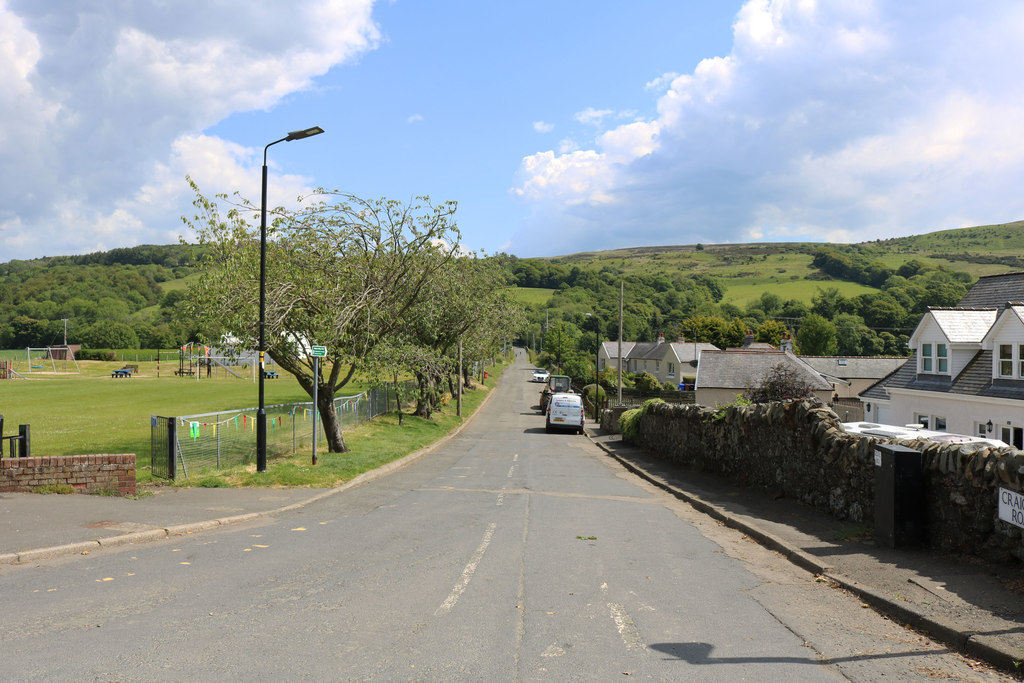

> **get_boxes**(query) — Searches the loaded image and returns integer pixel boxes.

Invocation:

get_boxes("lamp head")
[285,126,324,141]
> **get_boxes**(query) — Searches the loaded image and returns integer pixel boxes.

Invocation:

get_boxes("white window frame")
[999,344,1013,377]
[667,362,675,378]
[919,342,948,374]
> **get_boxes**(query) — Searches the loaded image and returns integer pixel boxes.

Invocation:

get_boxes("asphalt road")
[0,352,1010,681]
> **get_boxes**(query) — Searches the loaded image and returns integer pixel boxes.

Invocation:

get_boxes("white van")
[546,392,585,434]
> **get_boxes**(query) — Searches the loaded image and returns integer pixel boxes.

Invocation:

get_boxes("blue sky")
[3,1,1024,261]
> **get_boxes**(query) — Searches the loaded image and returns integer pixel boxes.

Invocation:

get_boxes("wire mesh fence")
[151,386,395,479]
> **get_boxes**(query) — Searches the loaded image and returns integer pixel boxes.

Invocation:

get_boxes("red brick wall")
[0,454,136,496]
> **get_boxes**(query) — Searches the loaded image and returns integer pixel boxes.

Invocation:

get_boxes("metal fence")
[151,386,393,479]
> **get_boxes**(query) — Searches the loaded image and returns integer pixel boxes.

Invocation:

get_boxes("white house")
[860,271,1024,448]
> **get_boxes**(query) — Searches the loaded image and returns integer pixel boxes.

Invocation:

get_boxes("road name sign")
[311,346,327,357]
[999,487,1024,530]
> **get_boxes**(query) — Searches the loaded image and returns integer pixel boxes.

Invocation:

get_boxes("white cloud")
[0,0,378,259]
[511,0,1024,256]
[533,121,554,133]
[407,114,424,123]
[575,107,614,126]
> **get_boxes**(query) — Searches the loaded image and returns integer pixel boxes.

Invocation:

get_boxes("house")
[694,348,834,407]
[599,334,718,387]
[860,271,1024,449]
[798,356,907,399]
[598,341,637,373]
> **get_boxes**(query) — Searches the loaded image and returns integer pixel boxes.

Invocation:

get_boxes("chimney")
[780,334,794,353]
[656,332,665,344]
[678,333,685,343]
[743,330,755,348]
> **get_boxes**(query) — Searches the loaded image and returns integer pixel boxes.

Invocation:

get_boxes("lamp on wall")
[865,403,871,412]
[986,420,994,433]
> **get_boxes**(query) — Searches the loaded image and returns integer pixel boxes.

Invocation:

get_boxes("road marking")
[507,465,515,478]
[608,602,644,651]
[496,493,505,507]
[435,522,497,616]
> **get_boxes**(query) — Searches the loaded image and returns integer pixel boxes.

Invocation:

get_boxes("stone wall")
[618,400,1024,563]
[0,454,136,496]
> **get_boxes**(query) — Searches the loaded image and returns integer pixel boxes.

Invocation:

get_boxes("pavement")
[1,424,1022,674]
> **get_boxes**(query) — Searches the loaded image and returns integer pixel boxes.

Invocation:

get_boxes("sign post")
[311,346,327,465]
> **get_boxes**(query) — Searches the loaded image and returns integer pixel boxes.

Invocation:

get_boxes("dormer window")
[920,343,948,374]
[1000,345,1013,377]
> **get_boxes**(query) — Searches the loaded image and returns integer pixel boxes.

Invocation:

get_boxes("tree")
[183,180,463,453]
[755,319,789,347]
[543,321,579,368]
[797,313,838,355]
[82,321,139,349]
[744,363,821,403]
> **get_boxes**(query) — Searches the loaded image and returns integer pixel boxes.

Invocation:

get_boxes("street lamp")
[257,126,324,472]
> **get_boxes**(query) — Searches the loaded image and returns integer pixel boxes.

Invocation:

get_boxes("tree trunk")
[414,371,433,419]
[319,390,349,453]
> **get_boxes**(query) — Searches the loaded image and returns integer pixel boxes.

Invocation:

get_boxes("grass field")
[0,355,510,488]
[512,287,556,306]
[0,359,361,463]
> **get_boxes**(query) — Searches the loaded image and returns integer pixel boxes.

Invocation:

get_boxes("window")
[667,362,675,378]
[921,343,932,372]
[937,344,948,373]
[1000,345,1013,377]
[920,342,948,374]
[934,416,947,431]
[914,414,929,429]
[1019,345,1024,377]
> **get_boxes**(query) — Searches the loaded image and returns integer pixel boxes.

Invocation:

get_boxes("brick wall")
[0,454,136,496]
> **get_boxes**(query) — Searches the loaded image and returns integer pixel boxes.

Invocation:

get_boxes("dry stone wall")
[620,399,1024,563]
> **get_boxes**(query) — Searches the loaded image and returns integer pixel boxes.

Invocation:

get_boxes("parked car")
[532,369,550,383]
[546,392,585,434]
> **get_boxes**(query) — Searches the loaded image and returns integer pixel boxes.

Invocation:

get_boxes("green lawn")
[0,359,359,461]
[1,355,510,488]
[513,287,555,306]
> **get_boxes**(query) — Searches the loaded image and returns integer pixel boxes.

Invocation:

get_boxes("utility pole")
[617,281,623,406]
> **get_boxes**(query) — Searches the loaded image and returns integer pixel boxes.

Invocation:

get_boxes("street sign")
[311,346,327,357]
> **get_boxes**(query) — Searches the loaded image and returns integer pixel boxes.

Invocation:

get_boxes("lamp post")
[585,312,602,422]
[257,126,324,473]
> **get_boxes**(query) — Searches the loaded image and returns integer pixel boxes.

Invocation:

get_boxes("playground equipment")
[25,346,80,374]
[0,361,25,380]
[174,342,259,380]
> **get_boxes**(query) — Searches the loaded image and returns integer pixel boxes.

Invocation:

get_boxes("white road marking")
[435,522,497,616]
[496,493,505,507]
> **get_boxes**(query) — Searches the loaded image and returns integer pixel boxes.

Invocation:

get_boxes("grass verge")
[158,358,509,489]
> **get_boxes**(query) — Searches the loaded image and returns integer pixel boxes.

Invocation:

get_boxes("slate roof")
[696,349,833,391]
[600,341,636,360]
[624,341,718,364]
[799,356,907,380]
[956,271,1024,310]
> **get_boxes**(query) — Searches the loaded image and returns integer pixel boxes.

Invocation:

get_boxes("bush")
[743,363,820,403]
[633,372,661,392]
[620,398,665,441]
[76,349,118,361]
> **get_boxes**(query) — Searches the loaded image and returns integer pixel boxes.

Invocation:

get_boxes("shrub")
[620,398,665,441]
[633,372,662,392]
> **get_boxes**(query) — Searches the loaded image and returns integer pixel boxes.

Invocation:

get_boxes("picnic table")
[262,370,279,379]
[111,369,132,378]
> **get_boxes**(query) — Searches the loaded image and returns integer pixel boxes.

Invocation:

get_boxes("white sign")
[998,487,1024,530]
[311,345,327,357]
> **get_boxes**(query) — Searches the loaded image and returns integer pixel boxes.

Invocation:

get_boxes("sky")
[3,1,1024,262]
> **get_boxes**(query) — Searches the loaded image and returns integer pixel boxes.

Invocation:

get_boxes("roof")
[799,356,907,380]
[926,308,997,343]
[956,271,1024,310]
[696,349,832,391]
[624,341,718,363]
[600,341,636,359]
[864,273,1024,402]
